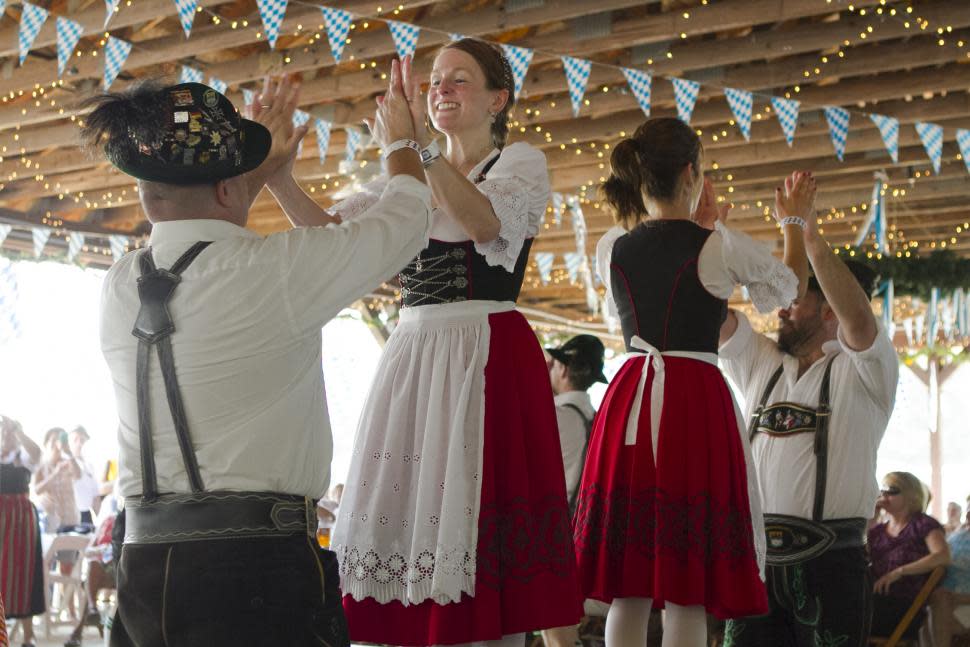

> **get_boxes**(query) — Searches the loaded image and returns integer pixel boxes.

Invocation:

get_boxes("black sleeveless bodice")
[399,238,533,307]
[0,463,32,494]
[610,220,726,353]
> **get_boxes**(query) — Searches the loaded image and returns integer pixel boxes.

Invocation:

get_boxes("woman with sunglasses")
[868,471,951,638]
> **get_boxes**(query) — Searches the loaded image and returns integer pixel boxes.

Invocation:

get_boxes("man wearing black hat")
[719,201,899,647]
[88,69,429,646]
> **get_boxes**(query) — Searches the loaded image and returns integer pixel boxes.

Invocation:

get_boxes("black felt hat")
[546,334,608,384]
[107,83,270,185]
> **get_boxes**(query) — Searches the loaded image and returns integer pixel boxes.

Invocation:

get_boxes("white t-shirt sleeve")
[719,310,783,396]
[698,222,798,314]
[473,142,551,272]
[836,321,899,412]
[329,177,390,221]
[596,226,627,322]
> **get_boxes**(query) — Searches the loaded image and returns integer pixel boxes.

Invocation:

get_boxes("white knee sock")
[605,597,653,647]
[661,603,707,647]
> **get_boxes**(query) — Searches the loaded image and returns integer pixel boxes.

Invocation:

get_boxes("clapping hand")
[692,178,730,230]
[400,55,432,148]
[365,58,415,150]
[775,171,817,223]
[248,76,306,185]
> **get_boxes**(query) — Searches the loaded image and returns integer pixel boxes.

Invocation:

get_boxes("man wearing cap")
[87,67,429,646]
[719,208,898,646]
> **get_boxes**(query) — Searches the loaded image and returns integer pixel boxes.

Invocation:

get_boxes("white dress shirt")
[101,176,431,499]
[554,391,595,498]
[719,312,898,520]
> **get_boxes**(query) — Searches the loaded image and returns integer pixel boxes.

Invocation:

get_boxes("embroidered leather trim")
[755,402,819,436]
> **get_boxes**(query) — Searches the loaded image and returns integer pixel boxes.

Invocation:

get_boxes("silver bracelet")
[382,139,421,160]
[420,140,441,167]
[781,216,807,228]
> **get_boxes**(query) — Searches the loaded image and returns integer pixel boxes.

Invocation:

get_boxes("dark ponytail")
[601,117,702,229]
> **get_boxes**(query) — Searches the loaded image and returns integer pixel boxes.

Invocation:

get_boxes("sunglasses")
[880,486,901,496]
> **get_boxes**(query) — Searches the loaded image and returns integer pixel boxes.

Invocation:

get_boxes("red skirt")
[344,310,584,645]
[572,356,768,619]
[0,493,45,618]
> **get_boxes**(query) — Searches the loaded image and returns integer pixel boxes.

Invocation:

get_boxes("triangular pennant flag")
[256,0,288,49]
[957,129,970,175]
[621,67,651,117]
[173,0,198,38]
[56,17,84,77]
[561,56,592,118]
[67,232,85,262]
[344,127,362,162]
[563,251,583,284]
[315,119,332,164]
[771,96,800,146]
[534,252,553,285]
[208,77,227,95]
[449,33,464,41]
[32,227,50,257]
[671,77,700,124]
[180,65,203,84]
[500,44,533,99]
[0,258,22,344]
[292,109,310,155]
[387,20,420,60]
[109,234,128,262]
[242,88,255,106]
[869,113,899,163]
[724,87,753,141]
[104,0,119,28]
[551,192,564,226]
[915,121,944,174]
[0,224,11,247]
[322,7,352,63]
[103,36,132,89]
[18,3,49,66]
[824,106,850,161]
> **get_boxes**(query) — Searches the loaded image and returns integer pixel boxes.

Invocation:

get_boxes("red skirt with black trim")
[343,310,584,645]
[0,493,45,619]
[572,355,768,619]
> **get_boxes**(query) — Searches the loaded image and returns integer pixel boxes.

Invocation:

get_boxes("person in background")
[542,334,607,647]
[1,416,44,647]
[946,501,964,537]
[69,426,100,526]
[869,472,950,639]
[33,427,81,532]
[928,501,970,646]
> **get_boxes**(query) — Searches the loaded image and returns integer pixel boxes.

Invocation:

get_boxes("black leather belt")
[763,514,866,566]
[124,491,316,545]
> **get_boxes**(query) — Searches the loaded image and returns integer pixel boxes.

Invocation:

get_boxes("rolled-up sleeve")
[836,321,899,412]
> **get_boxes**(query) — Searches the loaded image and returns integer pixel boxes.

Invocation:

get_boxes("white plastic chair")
[42,533,92,638]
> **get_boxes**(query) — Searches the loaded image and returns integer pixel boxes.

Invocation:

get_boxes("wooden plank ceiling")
[0,0,968,327]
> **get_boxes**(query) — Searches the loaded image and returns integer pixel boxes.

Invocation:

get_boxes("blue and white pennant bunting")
[869,113,899,163]
[180,65,203,84]
[109,235,129,262]
[103,36,132,89]
[56,17,84,77]
[957,129,970,175]
[344,128,362,163]
[67,232,85,262]
[173,0,198,38]
[561,56,591,117]
[315,119,332,164]
[0,224,10,248]
[0,259,22,344]
[501,44,533,99]
[551,192,564,227]
[292,109,310,154]
[322,7,352,63]
[670,77,700,124]
[723,88,752,140]
[621,68,651,117]
[915,121,944,174]
[18,3,49,66]
[208,77,228,95]
[563,252,583,284]
[823,106,850,161]
[771,96,800,146]
[387,20,420,60]
[32,227,50,257]
[241,87,256,107]
[256,0,288,49]
[104,0,120,28]
[534,252,553,285]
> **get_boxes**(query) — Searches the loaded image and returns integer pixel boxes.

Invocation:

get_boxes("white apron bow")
[623,335,719,463]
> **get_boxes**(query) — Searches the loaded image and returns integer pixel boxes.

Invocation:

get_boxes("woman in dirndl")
[321,41,582,646]
[574,117,810,646]
[1,416,45,647]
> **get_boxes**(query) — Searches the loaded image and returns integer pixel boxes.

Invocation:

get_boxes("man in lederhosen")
[718,208,898,646]
[85,69,429,646]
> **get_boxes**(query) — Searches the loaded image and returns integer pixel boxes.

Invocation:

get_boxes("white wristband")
[382,139,421,160]
[420,140,441,167]
[781,216,807,228]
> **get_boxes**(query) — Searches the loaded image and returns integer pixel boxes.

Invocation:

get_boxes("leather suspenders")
[131,242,212,501]
[748,355,837,522]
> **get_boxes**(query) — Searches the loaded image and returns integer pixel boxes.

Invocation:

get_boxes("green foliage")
[848,249,970,299]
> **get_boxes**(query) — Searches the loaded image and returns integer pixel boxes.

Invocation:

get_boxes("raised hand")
[774,171,817,224]
[249,76,307,182]
[365,59,416,150]
[692,177,730,230]
[400,55,432,147]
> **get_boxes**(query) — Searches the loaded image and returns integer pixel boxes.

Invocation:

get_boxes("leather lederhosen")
[123,242,315,545]
[749,355,866,565]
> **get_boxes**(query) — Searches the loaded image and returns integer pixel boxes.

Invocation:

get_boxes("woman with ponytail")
[573,117,813,646]
[266,42,582,646]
